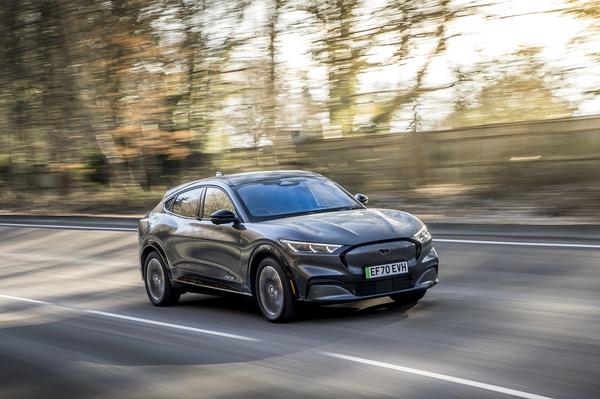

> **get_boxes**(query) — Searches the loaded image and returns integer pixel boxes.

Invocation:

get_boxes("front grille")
[354,275,412,297]
[343,240,417,269]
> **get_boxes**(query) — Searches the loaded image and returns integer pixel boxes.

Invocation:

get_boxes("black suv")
[138,171,438,322]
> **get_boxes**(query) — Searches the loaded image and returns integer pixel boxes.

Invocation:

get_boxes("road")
[0,216,598,399]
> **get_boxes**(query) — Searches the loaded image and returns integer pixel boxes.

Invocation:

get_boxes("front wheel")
[144,251,180,307]
[256,257,296,322]
[389,289,427,304]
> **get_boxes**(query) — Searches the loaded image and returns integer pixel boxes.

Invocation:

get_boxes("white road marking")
[0,222,137,232]
[0,294,260,342]
[0,294,51,306]
[1,222,598,249]
[322,352,555,399]
[435,238,600,249]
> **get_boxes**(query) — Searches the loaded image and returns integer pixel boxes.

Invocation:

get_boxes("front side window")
[171,188,203,218]
[202,187,236,218]
[234,177,361,221]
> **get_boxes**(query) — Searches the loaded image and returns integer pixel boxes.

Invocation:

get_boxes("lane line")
[0,222,137,232]
[0,294,260,342]
[0,294,51,306]
[435,238,600,249]
[322,352,555,399]
[1,222,598,249]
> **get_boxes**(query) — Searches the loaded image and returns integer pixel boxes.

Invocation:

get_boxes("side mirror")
[355,193,368,205]
[210,209,238,225]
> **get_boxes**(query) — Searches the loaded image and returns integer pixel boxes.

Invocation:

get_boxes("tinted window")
[234,177,361,221]
[164,197,175,211]
[202,187,235,218]
[171,188,202,218]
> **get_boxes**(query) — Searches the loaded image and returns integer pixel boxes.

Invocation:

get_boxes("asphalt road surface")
[0,216,598,399]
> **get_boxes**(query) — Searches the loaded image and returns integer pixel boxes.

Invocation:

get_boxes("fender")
[139,237,173,280]
[247,241,298,297]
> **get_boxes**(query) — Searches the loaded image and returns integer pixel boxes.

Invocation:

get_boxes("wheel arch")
[248,243,297,298]
[140,241,170,278]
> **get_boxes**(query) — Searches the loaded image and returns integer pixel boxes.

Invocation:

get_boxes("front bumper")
[304,265,438,302]
[285,240,439,303]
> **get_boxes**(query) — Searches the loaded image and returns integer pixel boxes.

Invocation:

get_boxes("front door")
[193,186,243,291]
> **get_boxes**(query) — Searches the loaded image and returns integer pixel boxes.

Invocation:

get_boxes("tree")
[443,48,574,128]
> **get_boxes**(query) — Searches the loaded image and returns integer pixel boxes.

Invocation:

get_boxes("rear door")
[163,187,205,277]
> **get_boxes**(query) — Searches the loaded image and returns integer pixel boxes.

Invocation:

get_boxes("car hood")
[264,208,424,246]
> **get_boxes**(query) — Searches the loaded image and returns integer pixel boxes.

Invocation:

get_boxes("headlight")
[412,225,432,243]
[280,239,342,254]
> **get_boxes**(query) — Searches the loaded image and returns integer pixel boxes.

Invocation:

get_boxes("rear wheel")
[144,251,180,306]
[389,289,427,304]
[256,257,296,322]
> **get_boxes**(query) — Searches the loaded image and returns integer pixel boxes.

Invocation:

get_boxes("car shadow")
[296,299,417,322]
[177,291,418,323]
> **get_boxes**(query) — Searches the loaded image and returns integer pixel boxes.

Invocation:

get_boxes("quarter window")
[164,197,175,211]
[202,187,235,218]
[171,188,202,218]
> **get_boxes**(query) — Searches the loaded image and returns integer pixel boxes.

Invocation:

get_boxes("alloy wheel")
[258,265,284,317]
[146,258,165,301]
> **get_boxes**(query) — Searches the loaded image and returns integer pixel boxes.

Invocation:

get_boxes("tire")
[389,289,427,304]
[143,251,180,307]
[255,257,296,322]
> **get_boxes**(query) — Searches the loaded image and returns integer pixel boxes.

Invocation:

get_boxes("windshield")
[234,177,362,221]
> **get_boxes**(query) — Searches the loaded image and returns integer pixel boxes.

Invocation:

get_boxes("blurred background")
[1,0,599,221]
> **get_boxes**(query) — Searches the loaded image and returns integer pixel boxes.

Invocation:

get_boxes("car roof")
[163,170,322,198]
[216,170,322,186]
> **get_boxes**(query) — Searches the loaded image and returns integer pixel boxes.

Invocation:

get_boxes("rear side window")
[171,188,203,218]
[202,187,235,218]
[164,197,175,211]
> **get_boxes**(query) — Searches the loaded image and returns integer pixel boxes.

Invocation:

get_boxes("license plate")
[365,262,408,279]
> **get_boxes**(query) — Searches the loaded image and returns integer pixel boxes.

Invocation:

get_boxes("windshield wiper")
[315,205,359,213]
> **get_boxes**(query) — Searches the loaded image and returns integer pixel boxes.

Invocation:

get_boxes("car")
[138,170,439,322]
